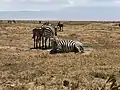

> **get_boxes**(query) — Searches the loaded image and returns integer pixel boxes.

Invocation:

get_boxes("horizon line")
[0,19,120,22]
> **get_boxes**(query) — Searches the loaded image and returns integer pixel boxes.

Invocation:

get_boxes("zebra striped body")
[50,37,84,54]
[32,28,43,48]
[40,25,57,49]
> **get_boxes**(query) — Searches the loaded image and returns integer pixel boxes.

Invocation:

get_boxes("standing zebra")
[32,23,58,49]
[50,37,84,54]
[32,28,44,49]
[41,25,57,49]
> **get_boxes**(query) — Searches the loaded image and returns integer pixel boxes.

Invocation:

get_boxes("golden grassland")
[0,21,120,90]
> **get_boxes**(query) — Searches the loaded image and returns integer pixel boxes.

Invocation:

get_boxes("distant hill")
[0,7,120,21]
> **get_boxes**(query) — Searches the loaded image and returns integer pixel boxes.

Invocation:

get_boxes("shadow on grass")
[30,47,52,50]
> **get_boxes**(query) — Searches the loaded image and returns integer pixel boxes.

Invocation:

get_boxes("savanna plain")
[0,21,120,90]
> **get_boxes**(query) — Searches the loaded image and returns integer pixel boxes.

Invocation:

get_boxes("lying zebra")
[50,37,84,54]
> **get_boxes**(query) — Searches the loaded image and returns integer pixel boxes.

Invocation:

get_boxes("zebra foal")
[50,37,84,54]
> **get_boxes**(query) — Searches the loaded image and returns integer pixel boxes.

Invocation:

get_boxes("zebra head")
[50,36,58,46]
[50,36,59,53]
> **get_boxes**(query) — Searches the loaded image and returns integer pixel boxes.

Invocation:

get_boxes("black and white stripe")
[32,28,43,48]
[50,37,84,54]
[41,25,57,49]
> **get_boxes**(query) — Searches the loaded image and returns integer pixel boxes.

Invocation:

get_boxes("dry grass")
[0,21,120,90]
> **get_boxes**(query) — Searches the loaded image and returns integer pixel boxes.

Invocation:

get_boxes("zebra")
[32,27,44,49]
[32,23,58,49]
[57,21,64,32]
[41,25,57,49]
[8,20,16,24]
[50,37,84,54]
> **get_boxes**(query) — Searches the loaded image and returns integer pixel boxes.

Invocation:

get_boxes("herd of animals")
[31,21,120,89]
[32,21,84,54]
[1,20,120,89]
[32,21,120,89]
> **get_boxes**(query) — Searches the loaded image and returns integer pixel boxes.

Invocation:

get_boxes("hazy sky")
[0,0,120,11]
[0,0,120,20]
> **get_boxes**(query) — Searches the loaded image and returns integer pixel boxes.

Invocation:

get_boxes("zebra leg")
[45,37,48,49]
[78,45,84,53]
[60,27,61,31]
[58,26,60,31]
[34,38,35,48]
[36,37,39,49]
[48,38,51,48]
[74,45,84,53]
[42,37,44,49]
[35,39,38,48]
[62,26,63,32]
[74,46,80,54]
[35,37,37,48]
[39,37,41,49]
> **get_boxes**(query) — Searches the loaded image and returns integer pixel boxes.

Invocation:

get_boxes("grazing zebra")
[32,28,44,48]
[57,21,64,32]
[41,25,57,49]
[50,37,84,54]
